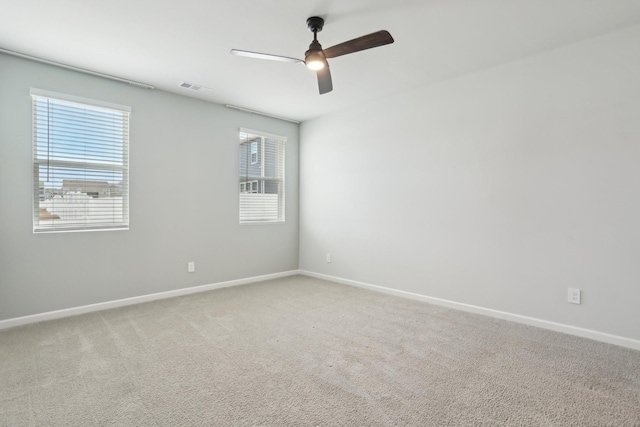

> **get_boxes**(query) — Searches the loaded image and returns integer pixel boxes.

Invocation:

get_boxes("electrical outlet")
[568,288,581,304]
[188,261,195,273]
[326,253,331,263]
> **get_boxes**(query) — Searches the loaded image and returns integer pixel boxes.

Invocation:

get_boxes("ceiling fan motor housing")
[305,40,326,70]
[306,40,324,56]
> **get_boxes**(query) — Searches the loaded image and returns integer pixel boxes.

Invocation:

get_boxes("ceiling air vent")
[179,82,213,93]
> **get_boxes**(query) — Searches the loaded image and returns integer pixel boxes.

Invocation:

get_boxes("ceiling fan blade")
[317,65,333,95]
[323,30,394,59]
[230,49,303,64]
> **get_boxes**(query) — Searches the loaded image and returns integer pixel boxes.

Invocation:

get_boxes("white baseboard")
[299,270,640,352]
[0,270,301,330]
[4,269,639,351]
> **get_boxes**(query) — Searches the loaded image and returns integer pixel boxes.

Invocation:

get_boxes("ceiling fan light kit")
[230,16,394,95]
[305,46,326,70]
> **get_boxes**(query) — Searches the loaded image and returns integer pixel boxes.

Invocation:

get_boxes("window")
[239,129,285,223]
[240,180,259,193]
[250,141,258,164]
[31,89,130,232]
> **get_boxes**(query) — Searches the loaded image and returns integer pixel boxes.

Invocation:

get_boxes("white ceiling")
[2,0,640,122]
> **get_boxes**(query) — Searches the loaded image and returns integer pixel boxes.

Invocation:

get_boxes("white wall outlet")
[326,253,331,263]
[568,288,581,304]
[188,261,195,273]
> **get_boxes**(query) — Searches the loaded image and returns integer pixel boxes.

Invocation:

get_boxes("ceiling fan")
[230,17,394,95]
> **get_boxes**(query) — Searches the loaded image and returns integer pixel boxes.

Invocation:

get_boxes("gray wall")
[299,25,640,341]
[0,54,299,320]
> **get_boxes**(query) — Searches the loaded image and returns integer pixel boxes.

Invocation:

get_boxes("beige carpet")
[1,275,639,426]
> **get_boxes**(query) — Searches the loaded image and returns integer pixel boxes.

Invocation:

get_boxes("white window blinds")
[239,129,285,224]
[31,89,130,233]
